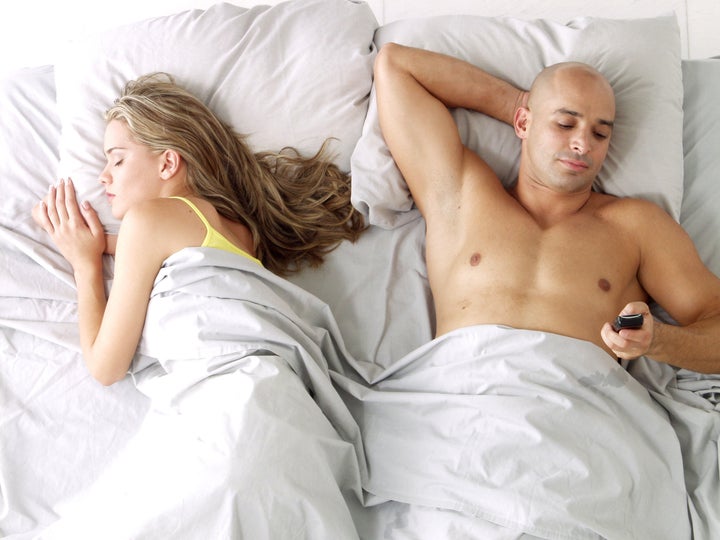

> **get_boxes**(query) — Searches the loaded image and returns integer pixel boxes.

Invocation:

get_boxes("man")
[375,43,720,373]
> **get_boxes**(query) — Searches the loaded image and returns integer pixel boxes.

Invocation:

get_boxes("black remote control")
[612,313,644,332]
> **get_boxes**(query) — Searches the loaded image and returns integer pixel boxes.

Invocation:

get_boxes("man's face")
[519,66,615,195]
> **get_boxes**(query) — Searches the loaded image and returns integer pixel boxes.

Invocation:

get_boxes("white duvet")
[336,325,693,540]
[38,248,366,540]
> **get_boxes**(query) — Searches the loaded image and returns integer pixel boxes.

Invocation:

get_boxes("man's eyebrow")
[555,108,614,128]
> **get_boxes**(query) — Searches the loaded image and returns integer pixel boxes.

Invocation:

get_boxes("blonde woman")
[33,73,364,386]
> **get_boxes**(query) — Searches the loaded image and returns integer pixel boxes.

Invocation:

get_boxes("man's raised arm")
[374,43,525,216]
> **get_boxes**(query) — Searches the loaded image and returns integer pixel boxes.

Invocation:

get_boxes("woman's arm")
[105,233,118,255]
[34,180,108,373]
[33,179,168,385]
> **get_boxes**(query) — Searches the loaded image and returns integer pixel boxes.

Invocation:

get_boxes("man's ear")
[159,149,182,180]
[513,107,530,140]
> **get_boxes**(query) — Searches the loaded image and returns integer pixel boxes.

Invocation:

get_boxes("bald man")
[374,43,720,373]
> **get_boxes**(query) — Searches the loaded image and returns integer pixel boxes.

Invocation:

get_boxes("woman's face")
[99,120,166,219]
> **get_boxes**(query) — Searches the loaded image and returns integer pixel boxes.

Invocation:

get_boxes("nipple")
[598,278,611,292]
[470,253,482,266]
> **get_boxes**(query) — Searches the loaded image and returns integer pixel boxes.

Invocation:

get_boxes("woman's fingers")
[32,199,52,233]
[45,179,84,227]
[80,198,104,238]
[56,178,78,223]
[45,184,60,227]
[63,178,85,223]
[34,178,107,264]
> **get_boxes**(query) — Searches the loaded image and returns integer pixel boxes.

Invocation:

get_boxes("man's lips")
[556,153,592,172]
[560,158,589,171]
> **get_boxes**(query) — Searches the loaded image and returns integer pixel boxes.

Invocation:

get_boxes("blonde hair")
[105,73,365,275]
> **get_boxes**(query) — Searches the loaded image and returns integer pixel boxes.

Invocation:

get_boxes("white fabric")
[41,248,365,539]
[351,14,684,228]
[53,0,377,232]
[0,66,77,285]
[336,325,692,540]
[679,58,720,277]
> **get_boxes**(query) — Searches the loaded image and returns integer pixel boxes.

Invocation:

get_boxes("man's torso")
[425,184,647,356]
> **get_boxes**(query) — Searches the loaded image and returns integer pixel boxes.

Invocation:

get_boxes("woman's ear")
[159,149,183,180]
[514,107,530,140]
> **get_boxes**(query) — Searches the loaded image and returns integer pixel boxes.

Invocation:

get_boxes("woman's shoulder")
[123,197,200,227]
[118,197,204,256]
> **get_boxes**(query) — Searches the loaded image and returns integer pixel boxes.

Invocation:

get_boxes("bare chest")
[426,209,645,339]
[461,215,634,288]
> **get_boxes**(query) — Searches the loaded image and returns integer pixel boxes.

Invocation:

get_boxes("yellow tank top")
[171,196,262,266]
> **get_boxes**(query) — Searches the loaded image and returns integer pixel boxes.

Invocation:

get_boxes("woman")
[33,73,365,386]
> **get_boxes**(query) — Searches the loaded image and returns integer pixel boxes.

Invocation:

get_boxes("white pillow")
[0,66,59,234]
[680,59,720,277]
[351,14,684,228]
[54,0,377,231]
[0,66,82,298]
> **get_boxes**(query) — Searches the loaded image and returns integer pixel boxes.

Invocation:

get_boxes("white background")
[1,0,718,75]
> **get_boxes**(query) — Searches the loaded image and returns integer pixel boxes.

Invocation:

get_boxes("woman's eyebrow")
[104,146,126,156]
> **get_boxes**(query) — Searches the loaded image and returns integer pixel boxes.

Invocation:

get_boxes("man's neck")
[510,180,593,229]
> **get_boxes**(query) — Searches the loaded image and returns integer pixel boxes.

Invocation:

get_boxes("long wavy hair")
[105,73,365,275]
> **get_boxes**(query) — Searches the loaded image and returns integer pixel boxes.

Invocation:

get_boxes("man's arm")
[374,43,526,218]
[601,200,720,373]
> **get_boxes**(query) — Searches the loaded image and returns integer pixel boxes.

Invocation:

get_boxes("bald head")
[528,62,615,115]
[514,61,616,192]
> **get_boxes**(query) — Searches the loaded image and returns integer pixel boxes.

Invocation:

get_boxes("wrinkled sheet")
[335,325,693,540]
[37,248,366,540]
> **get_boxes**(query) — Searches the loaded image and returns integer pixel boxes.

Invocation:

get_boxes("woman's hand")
[33,178,106,271]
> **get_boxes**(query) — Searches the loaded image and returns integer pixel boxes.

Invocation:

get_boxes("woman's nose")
[98,166,111,185]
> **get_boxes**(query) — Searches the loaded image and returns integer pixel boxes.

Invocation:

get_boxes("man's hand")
[601,302,653,360]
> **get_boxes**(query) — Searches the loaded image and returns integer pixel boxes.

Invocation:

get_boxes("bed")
[1,0,718,538]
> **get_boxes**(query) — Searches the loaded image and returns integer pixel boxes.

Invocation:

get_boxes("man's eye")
[558,123,572,129]
[594,132,608,140]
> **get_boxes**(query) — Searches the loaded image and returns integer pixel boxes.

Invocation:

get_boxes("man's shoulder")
[592,191,666,216]
[591,193,676,239]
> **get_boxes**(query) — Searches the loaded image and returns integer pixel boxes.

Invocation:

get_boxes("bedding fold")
[39,247,367,540]
[334,325,692,540]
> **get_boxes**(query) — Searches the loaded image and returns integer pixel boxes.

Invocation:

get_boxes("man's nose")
[571,131,591,155]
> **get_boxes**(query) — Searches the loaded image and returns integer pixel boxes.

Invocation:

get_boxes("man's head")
[514,62,616,194]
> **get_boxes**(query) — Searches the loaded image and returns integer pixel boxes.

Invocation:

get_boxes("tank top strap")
[168,196,263,267]
[170,196,212,231]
